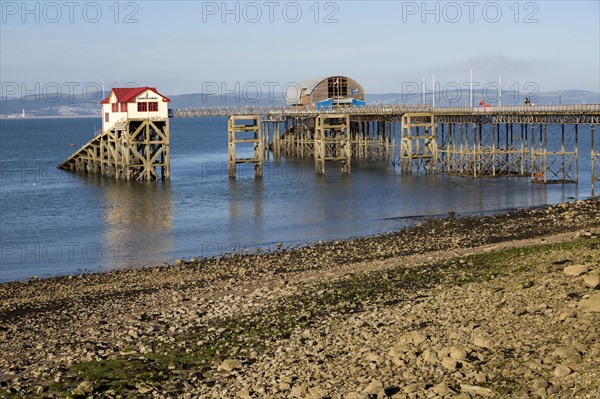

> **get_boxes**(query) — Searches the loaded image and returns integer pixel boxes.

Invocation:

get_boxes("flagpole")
[432,75,435,107]
[499,75,502,106]
[470,69,473,107]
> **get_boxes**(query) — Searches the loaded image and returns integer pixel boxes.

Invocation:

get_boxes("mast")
[469,69,473,107]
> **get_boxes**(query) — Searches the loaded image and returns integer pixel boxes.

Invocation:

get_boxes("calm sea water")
[0,117,594,282]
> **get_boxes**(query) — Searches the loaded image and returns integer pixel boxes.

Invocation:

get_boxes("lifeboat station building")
[100,87,171,132]
[287,76,366,109]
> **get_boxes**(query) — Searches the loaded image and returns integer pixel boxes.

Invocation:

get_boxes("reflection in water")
[397,174,551,217]
[527,183,550,210]
[228,176,265,250]
[315,172,356,235]
[100,179,173,271]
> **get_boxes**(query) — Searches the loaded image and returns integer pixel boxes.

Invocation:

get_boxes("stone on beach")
[578,292,600,313]
[563,264,589,276]
[583,270,600,289]
[219,359,243,372]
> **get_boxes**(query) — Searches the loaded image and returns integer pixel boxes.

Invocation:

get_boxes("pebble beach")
[1,199,599,398]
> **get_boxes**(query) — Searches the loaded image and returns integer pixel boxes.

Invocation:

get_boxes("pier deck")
[174,104,600,119]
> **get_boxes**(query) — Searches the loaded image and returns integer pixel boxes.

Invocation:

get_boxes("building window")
[137,102,147,112]
[120,103,128,112]
[111,103,118,112]
[328,77,348,99]
[105,112,109,122]
[148,102,158,112]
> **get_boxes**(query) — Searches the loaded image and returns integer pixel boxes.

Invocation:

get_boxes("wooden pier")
[180,105,600,193]
[58,103,600,194]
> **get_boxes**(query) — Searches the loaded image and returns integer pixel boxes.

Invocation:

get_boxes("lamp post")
[558,92,562,105]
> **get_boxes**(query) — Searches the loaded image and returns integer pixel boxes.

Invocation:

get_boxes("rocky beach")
[1,199,599,399]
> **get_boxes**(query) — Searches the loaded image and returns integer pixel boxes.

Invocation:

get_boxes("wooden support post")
[543,123,547,183]
[400,113,436,173]
[273,122,281,159]
[314,114,351,175]
[227,115,262,179]
[163,120,171,180]
[391,122,396,165]
[575,124,579,183]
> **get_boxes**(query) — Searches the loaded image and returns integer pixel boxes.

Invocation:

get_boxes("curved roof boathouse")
[287,76,366,108]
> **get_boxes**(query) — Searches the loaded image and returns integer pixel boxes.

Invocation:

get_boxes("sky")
[1,0,599,99]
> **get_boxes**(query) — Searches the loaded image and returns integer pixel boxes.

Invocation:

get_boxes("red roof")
[100,87,171,104]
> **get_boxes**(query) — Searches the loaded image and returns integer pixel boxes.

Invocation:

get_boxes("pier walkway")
[173,104,600,120]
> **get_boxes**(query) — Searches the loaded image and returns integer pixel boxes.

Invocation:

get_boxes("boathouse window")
[328,77,348,99]
[112,103,118,112]
[136,101,158,112]
[105,112,109,122]
[120,103,128,112]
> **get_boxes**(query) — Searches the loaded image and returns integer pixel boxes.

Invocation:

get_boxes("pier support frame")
[437,118,529,178]
[59,118,170,181]
[400,113,436,173]
[530,123,578,183]
[350,120,396,162]
[228,115,263,179]
[314,114,351,175]
[281,117,314,159]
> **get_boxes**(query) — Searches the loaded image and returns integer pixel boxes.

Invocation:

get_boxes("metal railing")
[173,104,600,118]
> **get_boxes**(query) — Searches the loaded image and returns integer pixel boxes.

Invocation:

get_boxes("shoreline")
[1,199,599,398]
[0,199,589,285]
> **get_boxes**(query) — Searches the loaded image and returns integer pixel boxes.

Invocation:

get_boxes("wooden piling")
[400,113,436,173]
[314,114,351,175]
[227,115,263,179]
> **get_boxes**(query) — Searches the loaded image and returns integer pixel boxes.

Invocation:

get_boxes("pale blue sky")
[1,1,599,96]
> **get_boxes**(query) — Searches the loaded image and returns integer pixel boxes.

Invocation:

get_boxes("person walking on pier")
[524,97,532,106]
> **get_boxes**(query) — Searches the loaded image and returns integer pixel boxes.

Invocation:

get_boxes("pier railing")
[431,104,600,114]
[173,104,600,118]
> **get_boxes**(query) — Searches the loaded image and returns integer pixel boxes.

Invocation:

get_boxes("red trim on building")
[100,87,171,104]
